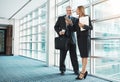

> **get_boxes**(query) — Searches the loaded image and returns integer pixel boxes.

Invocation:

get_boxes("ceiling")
[0,0,44,19]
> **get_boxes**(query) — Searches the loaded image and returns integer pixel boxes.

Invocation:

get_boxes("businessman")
[54,6,79,75]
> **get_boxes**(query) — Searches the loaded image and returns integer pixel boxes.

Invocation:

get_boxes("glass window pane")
[32,27,38,34]
[94,39,120,57]
[35,9,38,17]
[23,17,27,23]
[32,35,37,42]
[56,0,63,3]
[28,13,32,21]
[20,19,23,25]
[57,2,69,16]
[94,58,120,81]
[94,18,120,37]
[38,34,42,42]
[39,4,47,23]
[94,0,120,19]
[72,0,90,9]
[85,7,90,15]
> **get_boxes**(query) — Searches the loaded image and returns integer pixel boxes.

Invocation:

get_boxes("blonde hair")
[77,6,85,17]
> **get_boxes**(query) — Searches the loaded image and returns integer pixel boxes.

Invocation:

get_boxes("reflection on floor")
[0,56,112,82]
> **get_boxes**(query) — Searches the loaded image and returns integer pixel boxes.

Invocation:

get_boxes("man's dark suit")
[54,15,79,74]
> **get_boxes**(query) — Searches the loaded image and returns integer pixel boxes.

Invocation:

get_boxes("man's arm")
[54,17,65,36]
[54,17,61,35]
[68,17,78,32]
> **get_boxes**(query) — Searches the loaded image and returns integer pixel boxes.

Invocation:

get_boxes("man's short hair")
[66,6,72,10]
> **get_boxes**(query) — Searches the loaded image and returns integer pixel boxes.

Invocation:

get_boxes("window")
[92,0,120,81]
[19,2,48,62]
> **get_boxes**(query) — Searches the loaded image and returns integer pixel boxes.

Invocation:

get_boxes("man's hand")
[65,17,73,26]
[59,31,65,35]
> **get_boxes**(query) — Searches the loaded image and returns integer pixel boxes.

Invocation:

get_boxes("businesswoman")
[73,6,93,80]
[75,6,93,80]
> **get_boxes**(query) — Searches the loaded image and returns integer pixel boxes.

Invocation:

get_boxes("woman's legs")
[79,57,88,78]
[77,38,89,79]
[82,58,88,72]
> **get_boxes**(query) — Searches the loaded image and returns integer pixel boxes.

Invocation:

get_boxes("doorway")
[0,25,13,56]
[0,29,6,55]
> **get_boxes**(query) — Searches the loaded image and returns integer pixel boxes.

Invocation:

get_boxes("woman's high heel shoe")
[76,71,88,80]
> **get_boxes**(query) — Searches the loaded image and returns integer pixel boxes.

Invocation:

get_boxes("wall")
[12,19,20,55]
[0,19,11,25]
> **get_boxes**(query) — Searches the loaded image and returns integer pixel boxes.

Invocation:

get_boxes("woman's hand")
[78,23,84,28]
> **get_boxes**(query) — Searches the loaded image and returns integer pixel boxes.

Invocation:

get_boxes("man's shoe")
[74,71,79,75]
[60,71,65,75]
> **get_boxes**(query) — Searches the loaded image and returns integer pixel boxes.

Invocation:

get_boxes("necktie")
[68,15,70,19]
